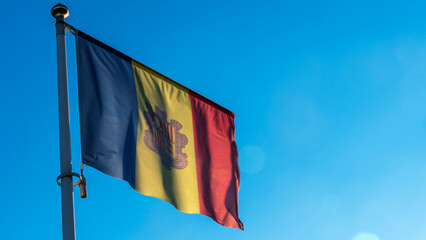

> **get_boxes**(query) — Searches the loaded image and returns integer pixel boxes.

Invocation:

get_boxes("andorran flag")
[75,30,243,229]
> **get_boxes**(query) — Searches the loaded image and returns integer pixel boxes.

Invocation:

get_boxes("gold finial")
[51,3,69,18]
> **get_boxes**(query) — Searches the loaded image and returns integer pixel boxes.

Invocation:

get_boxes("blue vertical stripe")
[76,31,138,187]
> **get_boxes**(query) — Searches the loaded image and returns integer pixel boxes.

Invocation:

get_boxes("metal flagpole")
[51,4,76,240]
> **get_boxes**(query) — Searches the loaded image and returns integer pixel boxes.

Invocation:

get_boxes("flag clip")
[56,172,87,199]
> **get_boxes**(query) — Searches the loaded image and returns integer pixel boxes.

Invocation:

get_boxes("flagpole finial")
[51,3,69,19]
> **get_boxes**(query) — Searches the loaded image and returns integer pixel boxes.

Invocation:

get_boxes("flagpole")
[51,4,76,240]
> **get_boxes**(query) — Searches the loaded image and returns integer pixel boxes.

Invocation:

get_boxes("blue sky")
[1,1,426,239]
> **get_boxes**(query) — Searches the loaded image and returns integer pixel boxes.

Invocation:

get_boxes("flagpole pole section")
[51,3,76,240]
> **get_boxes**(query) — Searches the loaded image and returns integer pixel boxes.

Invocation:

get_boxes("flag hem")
[76,30,235,118]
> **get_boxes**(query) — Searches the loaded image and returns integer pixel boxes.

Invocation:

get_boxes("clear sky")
[1,1,426,239]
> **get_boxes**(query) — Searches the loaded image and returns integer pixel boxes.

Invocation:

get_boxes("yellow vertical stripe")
[132,61,200,213]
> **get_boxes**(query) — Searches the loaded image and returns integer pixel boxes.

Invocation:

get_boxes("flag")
[75,30,243,229]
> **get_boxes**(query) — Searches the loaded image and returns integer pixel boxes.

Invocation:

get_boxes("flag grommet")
[57,172,81,187]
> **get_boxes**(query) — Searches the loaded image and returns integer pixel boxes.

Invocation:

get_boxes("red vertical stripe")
[189,92,243,230]
[170,125,174,142]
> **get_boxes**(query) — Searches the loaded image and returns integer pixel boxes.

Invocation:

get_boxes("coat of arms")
[143,105,188,170]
